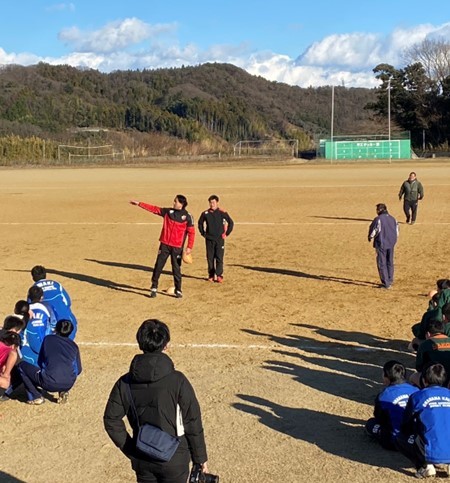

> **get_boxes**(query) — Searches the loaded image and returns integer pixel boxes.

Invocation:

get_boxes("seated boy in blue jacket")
[396,362,450,478]
[18,320,82,405]
[365,360,418,450]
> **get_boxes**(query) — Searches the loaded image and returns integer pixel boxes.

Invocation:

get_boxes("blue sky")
[1,0,449,87]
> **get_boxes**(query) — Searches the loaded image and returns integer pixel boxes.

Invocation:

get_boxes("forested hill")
[0,62,382,152]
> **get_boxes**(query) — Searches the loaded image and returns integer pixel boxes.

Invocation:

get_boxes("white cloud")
[46,3,75,12]
[58,18,177,54]
[0,47,41,66]
[1,19,450,88]
[238,52,379,88]
[298,33,382,68]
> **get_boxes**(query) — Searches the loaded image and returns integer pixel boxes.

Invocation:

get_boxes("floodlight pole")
[387,78,391,162]
[387,78,391,142]
[331,85,335,163]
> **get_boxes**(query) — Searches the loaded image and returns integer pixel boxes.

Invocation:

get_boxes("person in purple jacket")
[18,320,81,405]
[368,203,398,289]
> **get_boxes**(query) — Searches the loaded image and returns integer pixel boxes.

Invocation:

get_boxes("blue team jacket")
[401,385,450,463]
[38,334,82,391]
[34,279,78,339]
[21,302,52,365]
[374,382,419,442]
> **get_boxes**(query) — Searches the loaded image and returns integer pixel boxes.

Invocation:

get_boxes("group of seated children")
[366,279,450,478]
[0,265,81,405]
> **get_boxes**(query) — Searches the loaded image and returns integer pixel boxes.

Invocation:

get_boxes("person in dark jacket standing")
[104,319,209,483]
[368,203,398,289]
[130,195,195,299]
[198,195,234,283]
[398,172,424,224]
[18,319,81,405]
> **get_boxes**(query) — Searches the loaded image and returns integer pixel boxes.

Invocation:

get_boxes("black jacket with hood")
[104,351,207,467]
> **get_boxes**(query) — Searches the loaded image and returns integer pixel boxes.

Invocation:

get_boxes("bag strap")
[126,379,141,430]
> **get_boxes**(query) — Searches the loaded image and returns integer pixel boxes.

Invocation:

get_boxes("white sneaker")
[415,464,436,478]
[57,391,70,404]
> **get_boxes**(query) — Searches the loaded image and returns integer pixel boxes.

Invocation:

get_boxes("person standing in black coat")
[104,319,209,483]
[398,172,424,224]
[198,195,234,283]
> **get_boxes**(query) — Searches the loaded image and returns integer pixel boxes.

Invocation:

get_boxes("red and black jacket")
[138,202,195,249]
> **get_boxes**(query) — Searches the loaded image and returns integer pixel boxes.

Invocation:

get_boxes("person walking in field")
[197,195,234,283]
[368,203,398,289]
[130,195,195,299]
[398,172,424,225]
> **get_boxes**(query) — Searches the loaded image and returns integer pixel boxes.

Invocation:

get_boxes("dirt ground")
[0,161,449,482]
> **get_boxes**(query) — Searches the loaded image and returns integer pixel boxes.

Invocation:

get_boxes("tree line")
[0,39,449,163]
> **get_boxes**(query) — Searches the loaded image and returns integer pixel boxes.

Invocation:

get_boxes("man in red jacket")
[130,195,195,298]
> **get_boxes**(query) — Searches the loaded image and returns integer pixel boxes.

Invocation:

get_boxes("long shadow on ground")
[233,394,411,475]
[242,327,415,405]
[232,264,379,287]
[294,323,410,354]
[309,215,373,222]
[85,258,205,281]
[7,268,149,297]
[0,471,27,483]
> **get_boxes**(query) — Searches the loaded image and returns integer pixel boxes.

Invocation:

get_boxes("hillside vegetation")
[0,62,385,163]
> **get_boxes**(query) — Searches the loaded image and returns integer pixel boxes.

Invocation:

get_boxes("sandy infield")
[0,162,449,482]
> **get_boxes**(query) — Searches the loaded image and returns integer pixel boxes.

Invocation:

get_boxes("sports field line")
[78,341,406,354]
[1,221,449,226]
[0,222,360,225]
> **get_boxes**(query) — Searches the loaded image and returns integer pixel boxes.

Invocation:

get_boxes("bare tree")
[403,38,450,89]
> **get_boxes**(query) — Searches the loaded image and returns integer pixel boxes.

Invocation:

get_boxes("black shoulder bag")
[126,383,180,462]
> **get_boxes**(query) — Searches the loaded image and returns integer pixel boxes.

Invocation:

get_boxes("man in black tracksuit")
[398,172,424,224]
[198,195,234,283]
[104,319,209,483]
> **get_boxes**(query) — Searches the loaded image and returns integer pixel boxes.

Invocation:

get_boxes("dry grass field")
[0,161,449,483]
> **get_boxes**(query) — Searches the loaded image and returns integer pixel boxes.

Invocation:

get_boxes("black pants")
[376,246,394,287]
[365,418,396,450]
[135,466,189,483]
[151,244,183,292]
[396,433,426,470]
[131,450,190,483]
[206,238,225,278]
[403,200,418,223]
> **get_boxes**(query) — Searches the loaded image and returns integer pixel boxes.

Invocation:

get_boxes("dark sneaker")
[216,276,223,283]
[0,394,10,403]
[406,217,410,224]
[150,289,157,298]
[57,391,70,404]
[175,291,183,299]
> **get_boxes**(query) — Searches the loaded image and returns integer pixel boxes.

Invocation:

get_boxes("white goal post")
[234,139,299,157]
[58,144,124,163]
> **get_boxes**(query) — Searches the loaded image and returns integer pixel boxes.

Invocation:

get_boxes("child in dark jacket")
[18,320,82,405]
[365,360,418,450]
